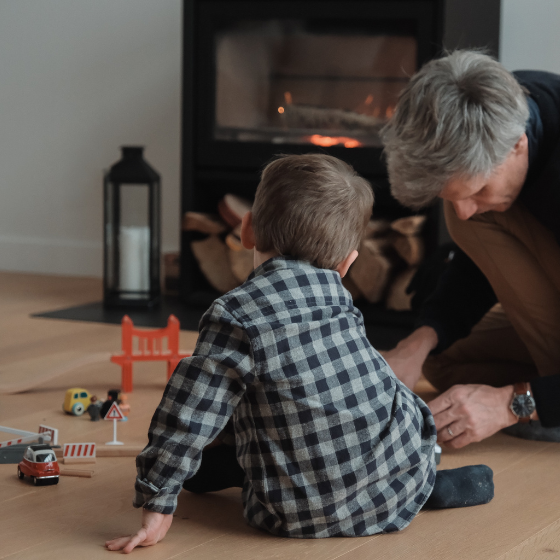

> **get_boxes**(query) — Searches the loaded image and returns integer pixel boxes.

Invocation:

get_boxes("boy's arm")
[107,301,255,552]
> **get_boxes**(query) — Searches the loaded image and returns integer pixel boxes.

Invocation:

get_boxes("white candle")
[119,225,150,297]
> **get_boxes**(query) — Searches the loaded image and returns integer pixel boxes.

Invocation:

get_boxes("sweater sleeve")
[133,301,255,514]
[415,248,498,353]
[530,375,560,427]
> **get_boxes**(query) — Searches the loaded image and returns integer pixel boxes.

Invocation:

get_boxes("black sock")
[183,444,245,494]
[424,465,494,509]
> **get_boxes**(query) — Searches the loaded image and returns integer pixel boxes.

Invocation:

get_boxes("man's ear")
[336,250,358,278]
[514,132,528,153]
[240,212,256,250]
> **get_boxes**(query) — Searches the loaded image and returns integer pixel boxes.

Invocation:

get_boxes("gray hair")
[380,50,529,209]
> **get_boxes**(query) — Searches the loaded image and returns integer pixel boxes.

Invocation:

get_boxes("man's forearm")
[382,326,439,390]
[395,326,439,361]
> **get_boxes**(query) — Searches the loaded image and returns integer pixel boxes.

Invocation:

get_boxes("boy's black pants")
[183,444,494,510]
[182,444,245,493]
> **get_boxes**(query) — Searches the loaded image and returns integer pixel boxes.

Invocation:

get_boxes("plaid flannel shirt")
[135,257,436,538]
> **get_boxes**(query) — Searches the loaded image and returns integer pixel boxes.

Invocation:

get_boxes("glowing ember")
[307,134,362,148]
[278,106,285,114]
[284,91,293,104]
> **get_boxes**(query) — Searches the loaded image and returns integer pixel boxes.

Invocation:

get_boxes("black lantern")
[103,146,161,307]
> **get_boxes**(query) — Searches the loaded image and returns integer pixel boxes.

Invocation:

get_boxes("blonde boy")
[106,154,437,552]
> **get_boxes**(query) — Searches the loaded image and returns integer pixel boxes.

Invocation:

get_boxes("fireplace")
[180,0,500,326]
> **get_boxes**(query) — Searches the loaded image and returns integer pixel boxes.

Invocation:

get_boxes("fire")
[385,106,395,118]
[278,107,285,114]
[307,134,362,148]
[284,91,293,104]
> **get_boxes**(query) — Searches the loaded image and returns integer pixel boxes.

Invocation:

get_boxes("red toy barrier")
[110,315,191,392]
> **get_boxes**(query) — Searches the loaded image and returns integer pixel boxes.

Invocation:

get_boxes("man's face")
[438,134,529,221]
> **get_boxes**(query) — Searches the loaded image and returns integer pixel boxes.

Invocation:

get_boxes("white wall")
[500,0,560,73]
[0,0,182,276]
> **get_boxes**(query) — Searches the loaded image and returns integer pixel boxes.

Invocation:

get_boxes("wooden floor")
[1,271,559,559]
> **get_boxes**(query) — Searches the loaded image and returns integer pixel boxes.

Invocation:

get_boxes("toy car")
[63,387,92,416]
[17,444,60,485]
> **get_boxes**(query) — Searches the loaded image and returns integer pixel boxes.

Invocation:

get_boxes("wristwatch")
[509,382,536,423]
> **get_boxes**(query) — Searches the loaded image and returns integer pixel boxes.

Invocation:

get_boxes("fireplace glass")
[214,20,417,148]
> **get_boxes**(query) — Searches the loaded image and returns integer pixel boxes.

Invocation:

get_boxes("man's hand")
[381,326,438,390]
[429,384,518,448]
[105,509,173,554]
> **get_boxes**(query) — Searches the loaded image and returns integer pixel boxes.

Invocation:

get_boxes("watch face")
[511,394,536,418]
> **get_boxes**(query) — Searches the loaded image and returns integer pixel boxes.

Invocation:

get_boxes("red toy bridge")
[110,315,191,392]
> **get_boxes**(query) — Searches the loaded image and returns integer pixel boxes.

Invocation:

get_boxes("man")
[381,50,560,449]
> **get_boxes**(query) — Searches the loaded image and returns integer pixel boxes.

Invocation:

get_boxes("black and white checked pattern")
[135,257,436,537]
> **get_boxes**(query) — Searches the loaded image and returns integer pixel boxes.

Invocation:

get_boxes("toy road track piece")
[217,194,252,228]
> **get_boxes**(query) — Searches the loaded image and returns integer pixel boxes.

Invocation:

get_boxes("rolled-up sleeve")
[134,301,255,514]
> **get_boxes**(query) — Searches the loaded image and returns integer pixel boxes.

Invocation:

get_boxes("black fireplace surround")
[179,0,501,328]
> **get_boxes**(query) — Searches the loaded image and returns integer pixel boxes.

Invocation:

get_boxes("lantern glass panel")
[119,184,150,298]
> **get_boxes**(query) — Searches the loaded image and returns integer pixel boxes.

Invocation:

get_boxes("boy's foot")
[424,465,494,509]
[502,421,560,442]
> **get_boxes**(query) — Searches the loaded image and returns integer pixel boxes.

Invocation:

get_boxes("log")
[364,218,391,239]
[390,215,426,236]
[348,238,392,303]
[218,194,252,228]
[182,212,228,234]
[225,225,254,284]
[282,103,383,132]
[191,235,240,294]
[392,235,425,266]
[386,267,417,311]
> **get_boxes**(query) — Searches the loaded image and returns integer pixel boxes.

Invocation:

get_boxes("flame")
[385,106,395,119]
[365,94,374,106]
[307,134,362,148]
[278,107,285,114]
[284,91,293,105]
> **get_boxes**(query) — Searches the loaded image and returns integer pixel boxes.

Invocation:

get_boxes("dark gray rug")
[33,297,413,351]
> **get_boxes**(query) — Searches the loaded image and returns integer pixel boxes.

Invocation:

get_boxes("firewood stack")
[183,194,426,311]
[184,195,254,294]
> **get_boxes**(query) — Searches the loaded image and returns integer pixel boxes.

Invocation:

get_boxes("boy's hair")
[252,154,373,270]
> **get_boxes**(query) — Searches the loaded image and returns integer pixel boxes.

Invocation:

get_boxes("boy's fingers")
[122,529,149,554]
[105,536,133,550]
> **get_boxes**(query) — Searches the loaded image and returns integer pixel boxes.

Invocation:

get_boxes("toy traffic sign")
[104,402,124,446]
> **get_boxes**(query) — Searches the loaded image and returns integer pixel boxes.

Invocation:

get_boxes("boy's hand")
[105,509,173,554]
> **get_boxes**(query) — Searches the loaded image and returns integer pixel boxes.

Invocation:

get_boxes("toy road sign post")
[104,402,124,446]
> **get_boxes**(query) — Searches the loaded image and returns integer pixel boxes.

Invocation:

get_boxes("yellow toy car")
[63,388,92,416]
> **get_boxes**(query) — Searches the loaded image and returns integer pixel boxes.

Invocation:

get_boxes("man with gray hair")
[381,50,560,448]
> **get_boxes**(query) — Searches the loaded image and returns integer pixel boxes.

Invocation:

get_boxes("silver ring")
[447,426,454,437]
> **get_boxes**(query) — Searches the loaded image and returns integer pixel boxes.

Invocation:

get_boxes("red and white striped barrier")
[63,442,96,462]
[38,425,58,445]
[0,425,55,448]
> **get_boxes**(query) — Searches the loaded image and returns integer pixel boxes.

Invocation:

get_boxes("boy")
[107,155,491,553]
